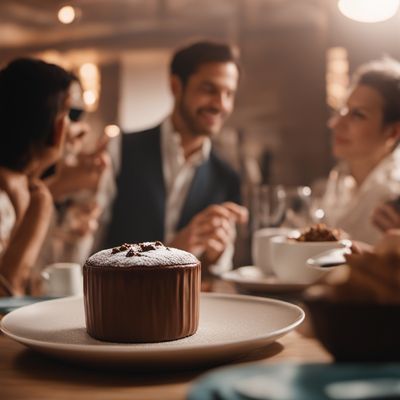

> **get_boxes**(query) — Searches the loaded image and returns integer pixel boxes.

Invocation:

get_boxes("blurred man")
[107,40,248,274]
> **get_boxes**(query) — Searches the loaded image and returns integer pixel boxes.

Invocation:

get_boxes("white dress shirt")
[160,118,234,273]
[161,118,211,244]
[321,146,400,244]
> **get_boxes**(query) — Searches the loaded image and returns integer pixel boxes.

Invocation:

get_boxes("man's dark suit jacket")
[106,125,241,247]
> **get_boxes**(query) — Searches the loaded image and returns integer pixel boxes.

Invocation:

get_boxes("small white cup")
[270,236,350,284]
[252,227,297,275]
[41,262,83,297]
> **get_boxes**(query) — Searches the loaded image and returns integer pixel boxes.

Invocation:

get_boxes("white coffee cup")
[252,227,298,275]
[270,236,350,284]
[41,262,83,297]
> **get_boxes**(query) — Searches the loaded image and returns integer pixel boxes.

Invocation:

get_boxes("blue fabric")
[0,296,55,314]
[188,363,400,400]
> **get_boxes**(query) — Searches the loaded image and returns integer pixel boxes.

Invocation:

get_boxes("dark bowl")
[304,298,400,362]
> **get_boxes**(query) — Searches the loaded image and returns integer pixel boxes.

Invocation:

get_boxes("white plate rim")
[0,293,304,354]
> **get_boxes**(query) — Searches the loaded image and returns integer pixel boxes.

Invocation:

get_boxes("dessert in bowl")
[270,224,349,284]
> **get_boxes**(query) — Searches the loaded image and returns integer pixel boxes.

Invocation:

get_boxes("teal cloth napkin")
[0,296,55,314]
[188,363,400,400]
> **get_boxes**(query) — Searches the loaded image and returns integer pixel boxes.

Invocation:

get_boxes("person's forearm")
[0,203,53,295]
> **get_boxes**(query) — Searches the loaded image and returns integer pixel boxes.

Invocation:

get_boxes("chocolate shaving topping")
[112,241,167,257]
[126,248,141,257]
[111,243,133,254]
[295,224,341,242]
[140,243,157,252]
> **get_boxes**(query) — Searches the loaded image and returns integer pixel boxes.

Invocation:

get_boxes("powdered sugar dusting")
[86,242,199,268]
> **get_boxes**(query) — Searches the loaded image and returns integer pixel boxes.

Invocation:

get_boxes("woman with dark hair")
[37,75,113,267]
[320,57,400,244]
[0,58,73,296]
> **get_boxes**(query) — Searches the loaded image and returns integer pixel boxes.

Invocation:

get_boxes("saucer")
[221,266,310,294]
[1,293,304,368]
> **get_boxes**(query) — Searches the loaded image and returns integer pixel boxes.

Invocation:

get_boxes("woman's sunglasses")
[69,107,85,122]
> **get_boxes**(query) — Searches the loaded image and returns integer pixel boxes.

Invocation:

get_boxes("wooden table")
[0,283,332,400]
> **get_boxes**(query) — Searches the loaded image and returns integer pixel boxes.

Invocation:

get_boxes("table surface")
[0,283,332,400]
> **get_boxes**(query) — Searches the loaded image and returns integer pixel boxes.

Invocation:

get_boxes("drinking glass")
[251,185,287,231]
[284,186,314,228]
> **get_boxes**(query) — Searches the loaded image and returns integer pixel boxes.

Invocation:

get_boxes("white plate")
[221,266,310,294]
[0,293,304,368]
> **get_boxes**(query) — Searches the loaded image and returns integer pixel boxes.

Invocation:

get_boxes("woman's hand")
[45,134,111,201]
[327,230,400,304]
[372,201,400,232]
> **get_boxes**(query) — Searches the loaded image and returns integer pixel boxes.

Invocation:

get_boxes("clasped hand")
[170,201,248,265]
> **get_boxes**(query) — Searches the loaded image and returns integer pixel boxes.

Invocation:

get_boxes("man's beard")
[178,98,225,137]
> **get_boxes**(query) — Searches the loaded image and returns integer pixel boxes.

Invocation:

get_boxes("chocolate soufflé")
[83,241,201,343]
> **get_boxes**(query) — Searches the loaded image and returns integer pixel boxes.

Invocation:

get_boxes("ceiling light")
[58,6,76,24]
[338,0,400,23]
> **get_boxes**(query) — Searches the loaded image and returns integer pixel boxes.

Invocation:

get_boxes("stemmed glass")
[251,185,287,231]
[284,186,314,228]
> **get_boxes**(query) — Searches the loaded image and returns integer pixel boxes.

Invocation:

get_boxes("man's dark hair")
[0,58,73,170]
[352,57,400,125]
[170,40,240,86]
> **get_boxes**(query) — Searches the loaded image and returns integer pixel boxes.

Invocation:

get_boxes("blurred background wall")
[1,0,399,186]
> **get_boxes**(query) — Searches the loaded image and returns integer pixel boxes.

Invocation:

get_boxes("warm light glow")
[83,90,96,106]
[315,208,325,220]
[79,63,100,111]
[79,63,98,77]
[58,6,76,24]
[105,124,121,138]
[301,186,312,197]
[326,47,349,109]
[338,0,400,23]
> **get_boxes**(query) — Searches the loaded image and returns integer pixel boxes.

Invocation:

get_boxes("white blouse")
[321,147,400,245]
